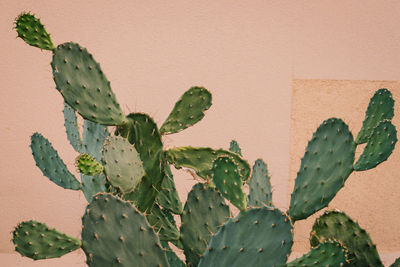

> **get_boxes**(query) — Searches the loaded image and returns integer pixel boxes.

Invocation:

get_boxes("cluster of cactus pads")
[12,12,399,267]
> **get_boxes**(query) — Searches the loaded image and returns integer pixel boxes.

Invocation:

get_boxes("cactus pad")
[198,207,293,267]
[286,240,348,267]
[180,183,230,266]
[166,146,250,181]
[63,103,84,153]
[81,173,107,202]
[116,113,164,212]
[160,86,212,134]
[146,204,180,242]
[161,241,185,267]
[289,118,355,221]
[211,156,247,211]
[156,163,183,215]
[247,159,273,207]
[13,220,81,260]
[356,88,394,144]
[15,13,55,50]
[82,120,109,162]
[354,120,397,171]
[81,193,169,267]
[51,42,126,126]
[310,210,383,267]
[76,154,104,176]
[31,133,81,190]
[229,140,242,156]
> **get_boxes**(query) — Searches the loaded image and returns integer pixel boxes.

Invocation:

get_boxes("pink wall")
[1,1,400,266]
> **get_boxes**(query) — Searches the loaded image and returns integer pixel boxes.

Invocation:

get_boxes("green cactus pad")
[15,13,55,50]
[13,220,81,260]
[286,240,348,267]
[157,163,183,215]
[160,86,212,135]
[116,113,164,212]
[82,120,109,162]
[310,210,383,267]
[390,257,400,267]
[211,156,247,211]
[229,140,242,156]
[198,207,293,267]
[102,136,145,193]
[51,42,126,126]
[166,146,251,181]
[180,183,230,266]
[289,118,355,221]
[30,133,81,190]
[76,154,104,176]
[81,193,169,267]
[354,120,397,171]
[146,204,180,242]
[356,88,394,144]
[63,103,84,153]
[247,159,273,207]
[81,173,107,202]
[161,241,185,267]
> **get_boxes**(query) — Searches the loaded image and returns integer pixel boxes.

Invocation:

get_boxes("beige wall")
[1,1,400,266]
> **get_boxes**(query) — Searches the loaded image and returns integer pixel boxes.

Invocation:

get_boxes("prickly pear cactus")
[229,140,242,156]
[13,220,81,260]
[76,154,104,176]
[198,207,293,267]
[63,103,84,153]
[289,118,355,221]
[81,193,169,267]
[15,13,55,50]
[247,159,273,207]
[156,162,183,215]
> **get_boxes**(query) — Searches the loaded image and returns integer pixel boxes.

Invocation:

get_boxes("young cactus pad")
[160,86,212,135]
[15,13,55,51]
[247,159,273,207]
[356,88,394,144]
[211,156,247,211]
[76,154,104,176]
[166,146,251,181]
[81,193,169,267]
[198,207,293,267]
[13,220,81,260]
[30,133,81,190]
[51,42,126,126]
[180,183,230,267]
[289,118,355,221]
[310,210,383,267]
[102,136,145,193]
[286,240,348,267]
[354,120,397,171]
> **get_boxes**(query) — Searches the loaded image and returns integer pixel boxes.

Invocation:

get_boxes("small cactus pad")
[160,86,212,134]
[116,113,164,212]
[161,241,186,267]
[156,163,183,215]
[229,140,242,156]
[247,159,273,207]
[51,42,126,126]
[81,173,107,202]
[286,240,348,267]
[15,13,55,50]
[354,120,397,171]
[102,136,145,193]
[31,133,81,190]
[180,183,230,266]
[310,210,383,267]
[356,88,394,144]
[166,146,251,181]
[76,154,104,176]
[82,120,109,162]
[63,103,84,153]
[81,193,169,267]
[390,257,400,267]
[146,204,180,242]
[198,207,293,267]
[289,118,355,221]
[13,220,81,260]
[211,156,247,211]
